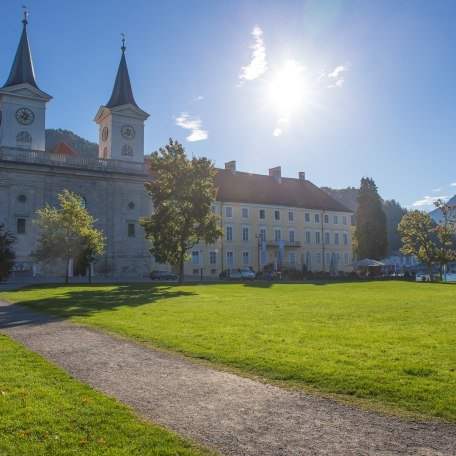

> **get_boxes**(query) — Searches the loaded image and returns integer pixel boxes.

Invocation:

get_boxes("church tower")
[94,37,149,163]
[0,9,52,151]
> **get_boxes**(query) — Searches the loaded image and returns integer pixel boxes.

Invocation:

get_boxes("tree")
[432,199,456,279]
[0,224,16,282]
[383,199,407,255]
[33,190,105,283]
[397,210,438,281]
[140,138,223,284]
[353,177,388,260]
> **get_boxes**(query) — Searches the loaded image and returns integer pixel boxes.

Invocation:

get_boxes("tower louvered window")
[16,131,32,149]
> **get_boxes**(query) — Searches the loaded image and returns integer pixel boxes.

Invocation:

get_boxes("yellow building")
[180,161,353,277]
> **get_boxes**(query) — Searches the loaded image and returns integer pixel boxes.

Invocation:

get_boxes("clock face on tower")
[16,108,34,125]
[121,124,135,140]
[102,126,109,142]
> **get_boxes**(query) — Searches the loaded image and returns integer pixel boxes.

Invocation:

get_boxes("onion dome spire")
[3,6,39,89]
[106,34,139,108]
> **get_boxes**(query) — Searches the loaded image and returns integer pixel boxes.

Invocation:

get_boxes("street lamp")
[255,233,261,272]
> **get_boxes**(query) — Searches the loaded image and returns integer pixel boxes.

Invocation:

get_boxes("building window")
[288,228,295,243]
[121,144,134,156]
[334,215,339,225]
[16,131,32,149]
[128,223,135,237]
[259,228,267,241]
[274,210,280,221]
[289,252,296,264]
[259,209,266,220]
[315,231,321,244]
[226,251,234,266]
[325,252,331,267]
[225,206,233,217]
[342,215,348,226]
[211,268,217,274]
[288,211,294,222]
[242,226,250,242]
[344,252,350,265]
[103,146,108,158]
[210,251,217,265]
[316,252,322,265]
[305,230,311,244]
[343,232,349,245]
[18,194,27,203]
[304,212,310,222]
[226,225,233,241]
[315,213,320,223]
[334,232,339,245]
[193,268,199,275]
[211,204,217,214]
[241,208,249,219]
[324,214,329,224]
[324,231,330,245]
[17,218,26,234]
[274,228,282,242]
[242,251,250,266]
[192,251,200,265]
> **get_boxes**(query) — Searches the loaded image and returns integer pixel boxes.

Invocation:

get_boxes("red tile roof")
[214,169,352,213]
[49,141,79,157]
[145,160,351,213]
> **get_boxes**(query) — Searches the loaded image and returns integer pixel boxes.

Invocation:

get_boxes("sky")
[1,0,455,210]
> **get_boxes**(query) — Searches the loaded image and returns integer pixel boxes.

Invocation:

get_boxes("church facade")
[0,14,353,279]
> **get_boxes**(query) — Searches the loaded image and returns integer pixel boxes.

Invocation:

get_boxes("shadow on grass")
[1,283,197,325]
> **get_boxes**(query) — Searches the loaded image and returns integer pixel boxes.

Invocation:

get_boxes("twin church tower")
[0,10,149,163]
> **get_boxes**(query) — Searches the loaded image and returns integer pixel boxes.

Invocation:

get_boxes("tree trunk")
[428,264,434,282]
[178,259,184,285]
[88,262,92,284]
[65,259,69,284]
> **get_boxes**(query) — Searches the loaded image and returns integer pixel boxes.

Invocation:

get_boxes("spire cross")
[121,33,126,53]
[22,5,28,26]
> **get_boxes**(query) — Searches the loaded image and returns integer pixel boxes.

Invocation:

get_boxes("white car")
[239,268,255,280]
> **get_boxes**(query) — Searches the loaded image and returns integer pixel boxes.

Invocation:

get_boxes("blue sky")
[2,0,455,209]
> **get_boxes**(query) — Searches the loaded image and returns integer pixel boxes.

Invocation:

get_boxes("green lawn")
[0,334,212,455]
[3,281,456,422]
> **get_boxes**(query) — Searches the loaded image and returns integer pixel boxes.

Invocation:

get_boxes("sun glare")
[268,60,306,114]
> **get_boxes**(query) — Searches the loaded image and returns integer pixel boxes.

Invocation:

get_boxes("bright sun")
[268,60,306,114]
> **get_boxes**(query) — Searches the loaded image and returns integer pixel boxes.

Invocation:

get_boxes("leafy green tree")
[432,199,456,279]
[397,210,438,281]
[33,190,105,283]
[353,177,388,260]
[0,224,16,282]
[140,138,223,284]
[383,199,407,255]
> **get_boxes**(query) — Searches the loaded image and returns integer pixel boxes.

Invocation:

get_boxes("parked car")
[239,268,255,280]
[149,270,178,280]
[219,268,255,280]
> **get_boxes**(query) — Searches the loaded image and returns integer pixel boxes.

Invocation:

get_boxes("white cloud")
[450,182,456,187]
[411,195,449,207]
[175,112,208,142]
[238,26,267,85]
[194,95,204,102]
[272,116,290,137]
[328,65,347,78]
[431,188,442,192]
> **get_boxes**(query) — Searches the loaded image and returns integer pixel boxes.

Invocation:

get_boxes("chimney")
[225,160,236,174]
[299,171,306,180]
[269,166,281,183]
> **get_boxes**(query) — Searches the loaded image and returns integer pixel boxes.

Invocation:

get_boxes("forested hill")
[45,129,98,158]
[322,187,407,256]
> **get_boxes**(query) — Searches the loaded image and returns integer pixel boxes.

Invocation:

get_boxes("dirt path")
[1,300,455,455]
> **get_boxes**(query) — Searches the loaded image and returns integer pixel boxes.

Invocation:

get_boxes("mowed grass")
[3,281,456,422]
[0,334,213,455]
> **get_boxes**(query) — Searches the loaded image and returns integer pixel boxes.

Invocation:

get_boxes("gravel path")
[1,300,455,455]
